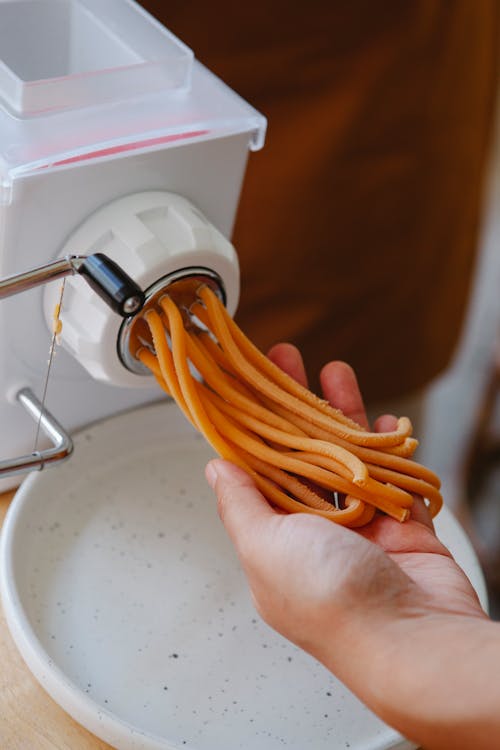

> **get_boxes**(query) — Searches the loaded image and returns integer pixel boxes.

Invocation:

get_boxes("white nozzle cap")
[43,191,239,387]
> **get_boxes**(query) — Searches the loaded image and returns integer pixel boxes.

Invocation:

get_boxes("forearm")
[208,456,499,748]
[319,612,500,750]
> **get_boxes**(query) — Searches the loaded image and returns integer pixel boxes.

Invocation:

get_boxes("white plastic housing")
[43,192,239,387]
[0,2,265,491]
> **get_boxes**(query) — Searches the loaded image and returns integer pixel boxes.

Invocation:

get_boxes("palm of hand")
[249,344,488,648]
[238,504,485,664]
[361,515,485,619]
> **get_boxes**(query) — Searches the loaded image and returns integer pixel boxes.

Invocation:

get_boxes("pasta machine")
[0,0,266,491]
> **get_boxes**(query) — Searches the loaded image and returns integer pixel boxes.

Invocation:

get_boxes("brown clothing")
[140,1,499,402]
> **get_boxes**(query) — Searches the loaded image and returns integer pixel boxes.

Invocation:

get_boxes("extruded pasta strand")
[133,287,442,527]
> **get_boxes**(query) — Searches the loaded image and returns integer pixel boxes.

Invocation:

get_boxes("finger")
[409,495,435,530]
[373,414,398,432]
[267,342,308,387]
[205,459,277,553]
[319,361,369,429]
[359,511,441,553]
[372,414,434,531]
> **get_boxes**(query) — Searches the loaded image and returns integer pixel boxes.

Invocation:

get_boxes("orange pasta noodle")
[258,397,441,489]
[134,285,443,526]
[194,290,413,449]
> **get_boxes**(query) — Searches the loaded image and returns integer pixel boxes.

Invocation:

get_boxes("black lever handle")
[0,253,145,318]
[78,254,145,317]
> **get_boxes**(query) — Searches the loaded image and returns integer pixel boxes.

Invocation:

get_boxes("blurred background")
[419,94,500,616]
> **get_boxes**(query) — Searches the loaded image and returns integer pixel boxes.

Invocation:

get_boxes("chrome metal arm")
[0,255,85,298]
[0,253,144,317]
[0,388,73,478]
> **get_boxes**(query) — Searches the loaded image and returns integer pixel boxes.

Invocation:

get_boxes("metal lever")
[0,388,73,478]
[0,254,144,478]
[0,253,145,317]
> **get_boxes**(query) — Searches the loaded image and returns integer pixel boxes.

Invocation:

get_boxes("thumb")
[205,459,276,552]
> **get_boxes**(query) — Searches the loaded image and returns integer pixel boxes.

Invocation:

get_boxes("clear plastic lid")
[0,0,266,181]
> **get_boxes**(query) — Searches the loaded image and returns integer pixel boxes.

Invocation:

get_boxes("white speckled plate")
[0,401,487,750]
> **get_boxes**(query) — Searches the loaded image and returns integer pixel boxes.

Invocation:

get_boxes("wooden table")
[0,489,113,749]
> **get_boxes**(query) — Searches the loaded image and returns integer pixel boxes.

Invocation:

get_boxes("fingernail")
[205,461,218,489]
[206,459,244,488]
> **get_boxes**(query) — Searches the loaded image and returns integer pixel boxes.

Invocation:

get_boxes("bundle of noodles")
[134,285,442,528]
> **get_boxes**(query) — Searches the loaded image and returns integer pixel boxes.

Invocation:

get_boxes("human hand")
[206,343,498,750]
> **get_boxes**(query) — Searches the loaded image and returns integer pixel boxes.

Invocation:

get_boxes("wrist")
[320,611,498,750]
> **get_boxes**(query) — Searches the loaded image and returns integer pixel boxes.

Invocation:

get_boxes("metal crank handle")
[0,253,145,317]
[0,388,73,478]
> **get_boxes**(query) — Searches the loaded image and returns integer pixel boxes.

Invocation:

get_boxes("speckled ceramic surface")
[0,401,487,750]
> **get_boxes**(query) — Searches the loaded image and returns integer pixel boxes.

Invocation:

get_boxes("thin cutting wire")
[33,279,66,452]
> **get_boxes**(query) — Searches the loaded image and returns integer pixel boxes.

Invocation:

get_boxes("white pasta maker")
[0,0,265,491]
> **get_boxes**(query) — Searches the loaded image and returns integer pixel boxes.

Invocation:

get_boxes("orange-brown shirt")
[140,0,499,402]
